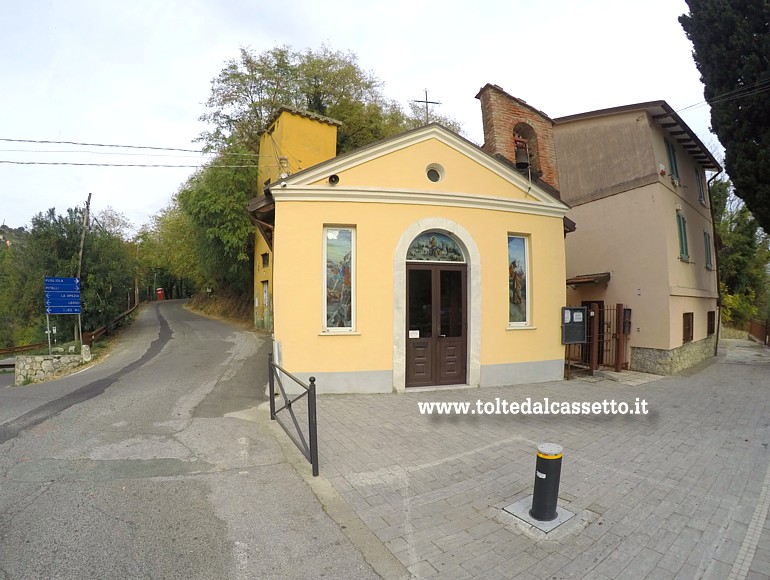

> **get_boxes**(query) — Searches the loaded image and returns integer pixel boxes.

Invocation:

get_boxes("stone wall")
[15,345,92,386]
[630,335,716,375]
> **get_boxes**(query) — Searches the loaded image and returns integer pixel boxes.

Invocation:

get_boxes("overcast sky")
[0,0,720,233]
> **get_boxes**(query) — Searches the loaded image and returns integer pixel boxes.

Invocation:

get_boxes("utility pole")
[75,192,91,344]
[134,240,140,308]
[76,193,91,281]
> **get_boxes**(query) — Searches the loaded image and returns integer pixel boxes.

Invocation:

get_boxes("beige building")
[553,101,721,374]
[476,85,721,374]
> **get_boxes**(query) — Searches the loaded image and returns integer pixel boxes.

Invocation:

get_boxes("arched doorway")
[405,232,467,387]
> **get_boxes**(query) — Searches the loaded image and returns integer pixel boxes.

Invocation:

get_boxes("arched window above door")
[406,231,465,262]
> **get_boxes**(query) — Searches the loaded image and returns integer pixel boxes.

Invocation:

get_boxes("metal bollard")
[529,443,563,522]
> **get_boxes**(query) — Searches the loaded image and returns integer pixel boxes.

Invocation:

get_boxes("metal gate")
[566,303,630,373]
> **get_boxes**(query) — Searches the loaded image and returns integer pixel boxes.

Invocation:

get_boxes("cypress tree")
[680,1,770,232]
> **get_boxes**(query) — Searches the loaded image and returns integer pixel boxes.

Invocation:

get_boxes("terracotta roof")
[566,272,611,286]
[261,106,342,133]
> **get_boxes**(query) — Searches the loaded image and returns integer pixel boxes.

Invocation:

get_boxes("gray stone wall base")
[630,335,716,375]
[15,351,91,386]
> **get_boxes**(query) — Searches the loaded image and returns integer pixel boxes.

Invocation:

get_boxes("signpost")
[44,277,81,354]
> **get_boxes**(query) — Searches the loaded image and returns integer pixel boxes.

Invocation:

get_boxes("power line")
[0,160,260,168]
[0,137,259,157]
[0,148,219,159]
[676,77,770,113]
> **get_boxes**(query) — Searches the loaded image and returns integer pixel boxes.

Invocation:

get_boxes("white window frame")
[322,226,356,332]
[507,234,531,328]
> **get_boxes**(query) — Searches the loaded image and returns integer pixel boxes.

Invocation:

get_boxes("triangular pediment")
[270,124,569,218]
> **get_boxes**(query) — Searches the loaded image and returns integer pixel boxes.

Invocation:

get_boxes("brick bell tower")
[475,84,560,192]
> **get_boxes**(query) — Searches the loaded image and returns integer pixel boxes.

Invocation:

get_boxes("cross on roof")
[412,89,441,125]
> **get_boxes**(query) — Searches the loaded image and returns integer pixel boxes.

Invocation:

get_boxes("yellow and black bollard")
[529,443,563,522]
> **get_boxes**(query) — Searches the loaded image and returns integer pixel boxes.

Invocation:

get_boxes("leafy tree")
[81,220,134,331]
[13,209,84,342]
[711,177,770,326]
[1,207,138,345]
[163,44,465,311]
[199,44,462,155]
[138,201,202,299]
[680,2,770,232]
[92,207,134,239]
[0,226,30,345]
[175,150,258,295]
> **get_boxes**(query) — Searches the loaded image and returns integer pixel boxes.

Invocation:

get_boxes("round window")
[426,164,444,182]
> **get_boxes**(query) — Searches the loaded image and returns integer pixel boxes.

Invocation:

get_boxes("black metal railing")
[268,353,319,476]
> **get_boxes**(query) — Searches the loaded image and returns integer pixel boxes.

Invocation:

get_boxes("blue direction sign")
[44,277,81,315]
[46,299,81,307]
[46,306,81,314]
[45,291,80,301]
[44,277,80,292]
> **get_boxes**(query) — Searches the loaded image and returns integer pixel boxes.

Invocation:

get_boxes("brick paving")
[312,339,770,579]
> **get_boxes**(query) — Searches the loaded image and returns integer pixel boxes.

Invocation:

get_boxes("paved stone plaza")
[307,339,770,579]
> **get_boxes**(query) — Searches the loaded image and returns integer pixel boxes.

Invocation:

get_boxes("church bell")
[515,145,530,169]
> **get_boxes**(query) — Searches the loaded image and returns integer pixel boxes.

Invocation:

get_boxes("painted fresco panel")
[407,232,464,262]
[508,235,528,324]
[325,227,353,328]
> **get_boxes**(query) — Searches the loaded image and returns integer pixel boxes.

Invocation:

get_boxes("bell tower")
[475,84,560,191]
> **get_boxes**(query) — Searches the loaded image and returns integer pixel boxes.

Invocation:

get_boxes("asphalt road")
[0,301,378,579]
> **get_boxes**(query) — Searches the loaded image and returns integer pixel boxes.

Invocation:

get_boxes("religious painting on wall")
[508,235,528,324]
[406,232,464,262]
[325,227,354,329]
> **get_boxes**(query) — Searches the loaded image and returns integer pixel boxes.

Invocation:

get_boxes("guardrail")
[268,353,319,476]
[82,304,139,347]
[0,303,140,359]
[0,342,48,357]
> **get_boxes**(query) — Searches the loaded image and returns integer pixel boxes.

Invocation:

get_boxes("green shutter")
[666,140,680,179]
[677,212,689,260]
[695,169,706,204]
[704,231,713,269]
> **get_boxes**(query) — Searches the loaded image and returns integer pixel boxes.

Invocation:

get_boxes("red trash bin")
[156,288,165,300]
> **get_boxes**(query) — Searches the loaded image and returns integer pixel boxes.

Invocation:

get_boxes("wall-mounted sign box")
[561,307,587,344]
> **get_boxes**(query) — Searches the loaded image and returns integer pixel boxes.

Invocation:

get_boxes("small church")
[247,95,571,394]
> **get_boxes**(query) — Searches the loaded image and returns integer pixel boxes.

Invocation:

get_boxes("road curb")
[257,403,410,580]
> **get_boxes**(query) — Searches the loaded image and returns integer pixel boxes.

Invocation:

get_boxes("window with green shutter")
[666,140,680,179]
[695,169,707,205]
[704,230,713,269]
[677,212,689,261]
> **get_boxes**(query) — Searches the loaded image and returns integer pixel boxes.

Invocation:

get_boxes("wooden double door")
[406,263,467,387]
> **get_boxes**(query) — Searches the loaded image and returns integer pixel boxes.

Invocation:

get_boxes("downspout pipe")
[707,170,724,357]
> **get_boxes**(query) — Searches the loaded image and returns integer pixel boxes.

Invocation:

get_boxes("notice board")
[561,307,588,344]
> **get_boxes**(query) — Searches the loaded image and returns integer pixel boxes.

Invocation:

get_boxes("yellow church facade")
[249,109,570,394]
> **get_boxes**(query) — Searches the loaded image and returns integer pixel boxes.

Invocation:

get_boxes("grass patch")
[186,291,254,329]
